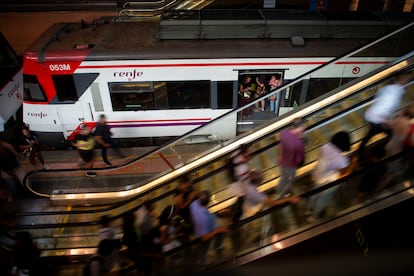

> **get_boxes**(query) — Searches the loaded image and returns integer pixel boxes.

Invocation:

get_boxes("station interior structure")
[1,0,414,275]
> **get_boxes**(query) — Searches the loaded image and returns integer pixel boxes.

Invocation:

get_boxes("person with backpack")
[83,239,119,276]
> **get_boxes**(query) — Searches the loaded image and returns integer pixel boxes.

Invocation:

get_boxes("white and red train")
[22,17,394,145]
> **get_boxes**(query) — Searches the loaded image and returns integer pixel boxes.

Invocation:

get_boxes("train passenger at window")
[19,127,50,170]
[94,114,125,166]
[254,77,266,112]
[73,124,95,171]
[239,76,252,118]
[268,74,282,114]
[306,131,358,220]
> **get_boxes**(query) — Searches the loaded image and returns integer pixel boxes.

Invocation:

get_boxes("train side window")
[154,82,168,109]
[306,78,355,101]
[217,81,234,109]
[23,74,47,102]
[109,82,154,111]
[166,81,210,109]
[52,75,78,102]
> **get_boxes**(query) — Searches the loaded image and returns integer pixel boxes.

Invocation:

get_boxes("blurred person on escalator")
[277,117,306,198]
[306,131,358,220]
[358,72,413,158]
[94,114,125,166]
[190,190,229,265]
[385,103,414,177]
[174,175,198,241]
[228,144,252,223]
[12,231,50,276]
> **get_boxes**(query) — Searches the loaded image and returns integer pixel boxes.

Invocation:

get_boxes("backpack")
[82,255,104,276]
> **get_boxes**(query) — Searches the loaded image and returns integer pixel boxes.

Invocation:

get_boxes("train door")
[53,73,98,138]
[56,104,87,139]
[237,69,287,118]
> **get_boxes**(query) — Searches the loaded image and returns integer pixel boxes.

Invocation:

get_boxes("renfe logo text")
[113,69,143,81]
[27,112,48,119]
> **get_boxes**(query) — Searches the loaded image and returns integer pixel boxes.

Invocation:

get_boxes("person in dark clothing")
[84,239,120,276]
[19,127,49,170]
[0,141,25,185]
[14,231,50,276]
[122,213,161,276]
[357,146,392,202]
[94,114,124,166]
[174,175,198,241]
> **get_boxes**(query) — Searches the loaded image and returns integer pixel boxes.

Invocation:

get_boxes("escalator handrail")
[22,21,414,187]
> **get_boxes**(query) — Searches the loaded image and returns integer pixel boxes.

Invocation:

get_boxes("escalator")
[159,155,414,274]
[0,22,413,266]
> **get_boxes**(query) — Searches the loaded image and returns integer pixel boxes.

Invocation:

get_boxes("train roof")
[25,10,413,62]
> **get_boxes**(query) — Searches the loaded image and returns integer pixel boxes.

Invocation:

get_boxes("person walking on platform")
[73,124,96,174]
[358,73,413,158]
[277,118,306,198]
[19,127,49,170]
[94,114,124,166]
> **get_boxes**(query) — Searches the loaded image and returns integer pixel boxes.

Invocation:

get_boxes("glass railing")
[8,71,414,254]
[5,149,414,266]
[25,21,414,201]
[160,154,414,273]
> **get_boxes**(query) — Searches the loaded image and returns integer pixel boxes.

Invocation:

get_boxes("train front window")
[52,75,78,102]
[23,74,47,102]
[109,82,154,111]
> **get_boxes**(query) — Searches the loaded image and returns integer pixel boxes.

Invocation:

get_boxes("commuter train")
[0,32,23,133]
[22,11,403,145]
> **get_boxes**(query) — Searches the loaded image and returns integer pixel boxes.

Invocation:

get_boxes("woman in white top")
[307,131,357,219]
